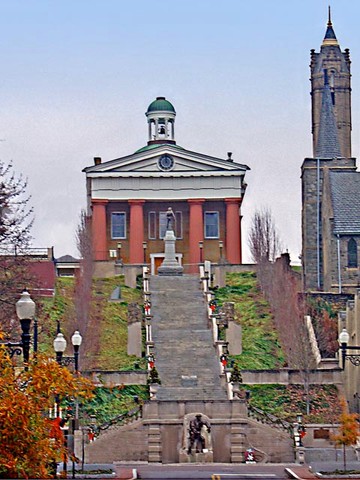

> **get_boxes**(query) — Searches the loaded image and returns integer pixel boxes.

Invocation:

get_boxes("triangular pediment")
[83,144,249,175]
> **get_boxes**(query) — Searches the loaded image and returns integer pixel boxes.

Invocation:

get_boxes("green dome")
[147,97,175,113]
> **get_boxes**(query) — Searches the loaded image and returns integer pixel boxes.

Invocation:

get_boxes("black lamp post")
[70,330,82,478]
[71,330,82,373]
[117,242,122,263]
[4,290,36,369]
[199,241,204,263]
[53,332,67,365]
[338,327,360,368]
[219,240,224,263]
[143,242,147,264]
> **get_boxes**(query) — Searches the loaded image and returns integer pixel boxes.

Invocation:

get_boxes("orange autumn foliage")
[332,397,360,447]
[0,346,94,479]
[331,397,360,471]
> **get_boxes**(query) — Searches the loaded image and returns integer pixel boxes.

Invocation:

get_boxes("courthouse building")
[83,97,249,274]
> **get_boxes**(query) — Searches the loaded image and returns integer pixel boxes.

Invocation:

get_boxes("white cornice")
[83,144,249,174]
[86,170,245,178]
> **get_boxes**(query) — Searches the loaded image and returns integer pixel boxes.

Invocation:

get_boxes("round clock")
[158,154,174,171]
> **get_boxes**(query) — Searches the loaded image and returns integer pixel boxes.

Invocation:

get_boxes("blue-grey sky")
[1,0,360,263]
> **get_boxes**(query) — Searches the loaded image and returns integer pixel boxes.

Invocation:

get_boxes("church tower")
[301,10,357,291]
[310,7,352,158]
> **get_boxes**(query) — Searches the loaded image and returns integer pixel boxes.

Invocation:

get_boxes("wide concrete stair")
[85,274,295,463]
[150,275,227,401]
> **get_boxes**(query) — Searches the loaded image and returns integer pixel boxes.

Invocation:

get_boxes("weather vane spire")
[328,5,332,26]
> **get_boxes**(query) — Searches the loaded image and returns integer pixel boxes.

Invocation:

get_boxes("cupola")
[145,97,176,146]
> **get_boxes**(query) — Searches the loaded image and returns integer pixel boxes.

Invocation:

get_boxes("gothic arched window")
[348,238,358,268]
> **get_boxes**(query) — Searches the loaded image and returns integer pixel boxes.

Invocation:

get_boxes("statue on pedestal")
[158,206,183,276]
[187,414,211,455]
[166,207,176,231]
[179,413,213,462]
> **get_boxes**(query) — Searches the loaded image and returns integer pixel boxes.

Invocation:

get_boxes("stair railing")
[199,263,233,399]
[143,267,154,365]
[246,403,293,435]
[94,405,143,436]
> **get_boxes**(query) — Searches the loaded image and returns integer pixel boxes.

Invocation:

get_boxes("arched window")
[348,238,358,268]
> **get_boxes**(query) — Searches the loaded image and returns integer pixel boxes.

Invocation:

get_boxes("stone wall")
[244,418,294,463]
[322,169,360,294]
[83,367,342,388]
[84,370,147,386]
[341,291,360,412]
[240,368,342,386]
[85,419,148,463]
[302,292,354,309]
[85,399,294,464]
[301,157,357,292]
[93,261,116,278]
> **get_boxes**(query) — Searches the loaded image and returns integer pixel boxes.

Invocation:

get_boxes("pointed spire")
[315,69,342,158]
[322,6,339,46]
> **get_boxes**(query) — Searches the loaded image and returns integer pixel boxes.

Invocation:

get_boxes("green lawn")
[37,276,145,370]
[215,272,285,369]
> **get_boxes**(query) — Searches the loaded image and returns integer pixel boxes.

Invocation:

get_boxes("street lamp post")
[53,332,67,365]
[16,290,36,364]
[70,330,82,479]
[199,241,204,263]
[71,330,82,373]
[3,290,37,369]
[33,316,38,355]
[53,331,83,479]
[338,327,360,369]
[117,242,122,263]
[339,328,350,369]
[143,242,147,264]
[219,240,224,264]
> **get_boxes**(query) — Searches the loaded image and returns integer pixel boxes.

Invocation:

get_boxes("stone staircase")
[150,275,227,401]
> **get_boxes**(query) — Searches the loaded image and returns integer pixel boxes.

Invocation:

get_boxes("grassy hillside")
[38,271,284,371]
[215,271,285,369]
[38,276,144,370]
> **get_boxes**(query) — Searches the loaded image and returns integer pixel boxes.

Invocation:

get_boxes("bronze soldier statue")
[187,414,211,454]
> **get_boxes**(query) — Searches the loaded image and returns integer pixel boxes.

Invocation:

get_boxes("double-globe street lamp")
[53,329,83,479]
[53,330,82,370]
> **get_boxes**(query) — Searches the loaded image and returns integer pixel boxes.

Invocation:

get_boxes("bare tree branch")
[0,160,34,333]
[248,207,282,263]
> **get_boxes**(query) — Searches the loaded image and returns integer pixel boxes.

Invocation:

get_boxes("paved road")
[115,463,292,479]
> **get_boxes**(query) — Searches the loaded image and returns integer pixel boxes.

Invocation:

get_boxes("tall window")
[159,212,167,239]
[111,212,126,239]
[175,211,183,239]
[348,238,358,268]
[148,211,156,239]
[204,211,219,239]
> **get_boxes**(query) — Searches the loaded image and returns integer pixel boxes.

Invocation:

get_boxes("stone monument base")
[179,450,214,463]
[158,229,183,276]
[158,265,183,276]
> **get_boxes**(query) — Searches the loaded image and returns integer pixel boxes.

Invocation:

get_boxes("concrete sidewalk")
[285,466,317,479]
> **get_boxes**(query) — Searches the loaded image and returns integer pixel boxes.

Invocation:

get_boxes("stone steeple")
[301,9,356,292]
[315,70,342,158]
[310,8,352,158]
[322,6,339,47]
